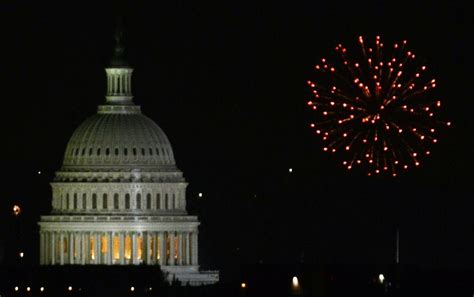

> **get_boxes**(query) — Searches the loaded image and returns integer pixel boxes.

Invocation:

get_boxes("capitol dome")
[62,106,176,169]
[39,26,219,285]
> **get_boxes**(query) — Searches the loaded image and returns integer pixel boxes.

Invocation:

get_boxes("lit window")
[125,235,132,260]
[101,236,108,254]
[113,235,120,260]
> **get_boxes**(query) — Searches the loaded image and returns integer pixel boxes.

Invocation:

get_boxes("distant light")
[198,193,203,198]
[292,276,299,287]
[378,274,385,284]
[14,286,19,291]
[288,168,293,173]
[130,287,135,292]
[13,205,21,216]
[19,252,24,258]
[40,287,44,292]
[68,286,72,291]
[37,171,42,175]
[240,282,246,289]
[26,287,31,292]
[148,287,152,291]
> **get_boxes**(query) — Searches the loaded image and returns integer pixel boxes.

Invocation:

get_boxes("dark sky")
[0,0,472,279]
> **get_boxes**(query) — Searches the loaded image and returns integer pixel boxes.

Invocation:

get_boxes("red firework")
[307,36,450,177]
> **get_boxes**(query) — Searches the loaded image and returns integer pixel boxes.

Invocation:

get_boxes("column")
[119,232,125,265]
[51,232,56,265]
[185,232,190,266]
[150,232,158,265]
[132,232,138,265]
[108,232,113,265]
[39,232,45,265]
[59,233,64,265]
[177,232,183,265]
[145,232,151,264]
[191,232,198,265]
[75,233,80,264]
[44,232,50,264]
[169,232,175,266]
[66,233,74,264]
[95,233,100,264]
[159,232,165,265]
[81,233,87,265]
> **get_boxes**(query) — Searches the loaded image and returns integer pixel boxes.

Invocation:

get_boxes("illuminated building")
[38,27,218,285]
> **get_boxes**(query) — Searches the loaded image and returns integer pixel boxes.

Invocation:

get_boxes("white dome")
[62,105,176,170]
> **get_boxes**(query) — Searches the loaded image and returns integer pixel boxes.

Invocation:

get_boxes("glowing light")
[40,287,44,292]
[68,286,72,292]
[378,274,385,284]
[130,287,135,292]
[13,205,21,216]
[37,171,41,175]
[198,193,203,198]
[15,286,19,291]
[292,276,300,287]
[27,287,31,292]
[288,168,293,173]
[19,252,24,258]
[241,283,246,289]
[307,36,449,176]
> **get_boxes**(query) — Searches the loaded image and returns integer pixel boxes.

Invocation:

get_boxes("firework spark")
[307,36,450,176]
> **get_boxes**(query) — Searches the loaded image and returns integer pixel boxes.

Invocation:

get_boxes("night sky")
[0,1,472,281]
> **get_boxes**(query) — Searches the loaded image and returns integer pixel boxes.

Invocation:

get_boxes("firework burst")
[307,36,450,177]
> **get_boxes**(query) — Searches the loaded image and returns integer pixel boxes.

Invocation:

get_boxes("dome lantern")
[105,21,134,105]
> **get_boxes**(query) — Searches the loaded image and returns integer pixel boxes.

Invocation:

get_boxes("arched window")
[136,193,141,209]
[156,193,161,209]
[81,148,85,156]
[133,148,137,156]
[156,148,160,155]
[125,194,130,209]
[114,194,119,209]
[141,148,145,156]
[75,149,79,156]
[146,194,151,209]
[66,194,70,209]
[97,148,101,156]
[92,194,97,209]
[74,194,78,209]
[82,193,87,209]
[165,193,169,210]
[115,148,119,156]
[124,148,128,156]
[172,193,176,209]
[103,194,108,209]
[106,148,110,156]
[149,148,153,155]
[162,148,166,156]
[89,148,93,155]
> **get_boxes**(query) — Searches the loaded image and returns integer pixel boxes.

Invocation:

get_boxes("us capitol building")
[38,30,218,285]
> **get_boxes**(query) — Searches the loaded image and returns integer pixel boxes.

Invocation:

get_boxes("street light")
[240,282,246,289]
[13,205,21,216]
[291,276,301,295]
[378,274,385,284]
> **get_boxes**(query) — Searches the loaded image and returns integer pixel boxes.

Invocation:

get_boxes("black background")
[0,0,472,282]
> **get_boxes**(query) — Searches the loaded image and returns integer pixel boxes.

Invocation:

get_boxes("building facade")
[38,32,218,285]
